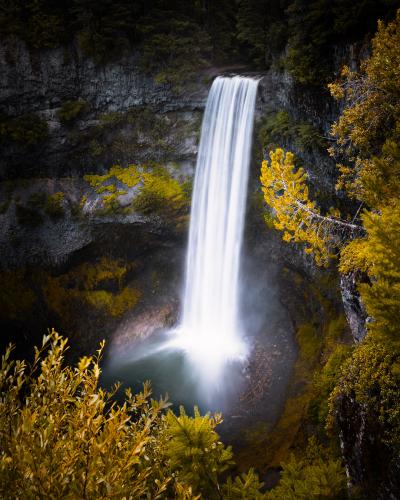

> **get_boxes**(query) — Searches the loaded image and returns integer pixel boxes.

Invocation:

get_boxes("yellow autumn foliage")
[0,331,266,499]
[84,163,189,215]
[329,9,400,204]
[356,206,400,340]
[260,149,357,266]
[42,258,141,321]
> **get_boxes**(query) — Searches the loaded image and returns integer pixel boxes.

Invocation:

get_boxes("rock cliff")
[0,36,376,495]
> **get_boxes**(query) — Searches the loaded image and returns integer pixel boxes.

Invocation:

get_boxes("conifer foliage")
[260,148,359,266]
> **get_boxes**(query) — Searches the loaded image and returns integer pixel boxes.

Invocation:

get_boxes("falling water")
[105,76,259,407]
[172,76,259,382]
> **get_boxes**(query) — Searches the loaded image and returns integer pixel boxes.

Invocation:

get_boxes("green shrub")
[328,335,400,448]
[309,344,353,426]
[268,438,347,499]
[0,113,48,147]
[57,99,89,125]
[258,111,326,153]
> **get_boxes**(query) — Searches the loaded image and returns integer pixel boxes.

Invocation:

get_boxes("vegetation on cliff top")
[1,0,398,86]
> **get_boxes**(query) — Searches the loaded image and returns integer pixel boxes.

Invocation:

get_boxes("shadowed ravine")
[104,76,294,445]
[103,76,294,423]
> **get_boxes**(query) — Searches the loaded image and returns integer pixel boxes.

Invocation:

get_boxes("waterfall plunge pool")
[104,76,271,416]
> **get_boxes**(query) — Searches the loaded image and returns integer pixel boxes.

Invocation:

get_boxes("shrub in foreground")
[0,330,264,499]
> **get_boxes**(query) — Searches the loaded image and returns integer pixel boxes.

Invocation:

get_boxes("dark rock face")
[1,36,384,493]
[340,273,368,342]
[335,392,400,499]
[0,38,207,179]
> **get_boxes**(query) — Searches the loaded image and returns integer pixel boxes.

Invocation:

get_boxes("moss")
[133,168,189,216]
[44,192,65,219]
[258,110,326,153]
[297,322,322,368]
[84,165,140,191]
[57,99,89,125]
[84,287,141,317]
[309,344,353,427]
[62,257,129,290]
[42,258,141,324]
[0,269,36,321]
[84,163,189,217]
[325,314,348,347]
[0,113,49,147]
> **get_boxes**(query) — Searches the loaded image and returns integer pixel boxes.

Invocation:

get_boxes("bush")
[57,99,89,125]
[84,163,190,217]
[0,113,48,147]
[268,438,347,499]
[0,331,265,499]
[328,335,400,448]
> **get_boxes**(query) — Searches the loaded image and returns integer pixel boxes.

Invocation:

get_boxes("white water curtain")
[176,76,259,378]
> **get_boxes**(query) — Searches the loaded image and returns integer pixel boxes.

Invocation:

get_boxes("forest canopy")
[1,0,399,85]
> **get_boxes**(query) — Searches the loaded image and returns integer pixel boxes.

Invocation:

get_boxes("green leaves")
[162,406,233,498]
[268,438,347,499]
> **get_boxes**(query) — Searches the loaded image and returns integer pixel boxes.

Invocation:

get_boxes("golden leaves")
[260,149,340,266]
[0,332,265,499]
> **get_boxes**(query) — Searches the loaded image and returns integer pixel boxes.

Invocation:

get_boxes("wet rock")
[335,392,400,499]
[340,272,368,342]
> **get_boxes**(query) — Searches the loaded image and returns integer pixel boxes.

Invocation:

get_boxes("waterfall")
[172,76,259,382]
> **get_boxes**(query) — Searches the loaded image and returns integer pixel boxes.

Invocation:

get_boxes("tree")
[267,438,347,499]
[261,13,400,340]
[162,407,233,497]
[237,0,287,67]
[284,0,400,85]
[346,205,400,340]
[329,9,400,204]
[260,148,360,266]
[329,10,400,342]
